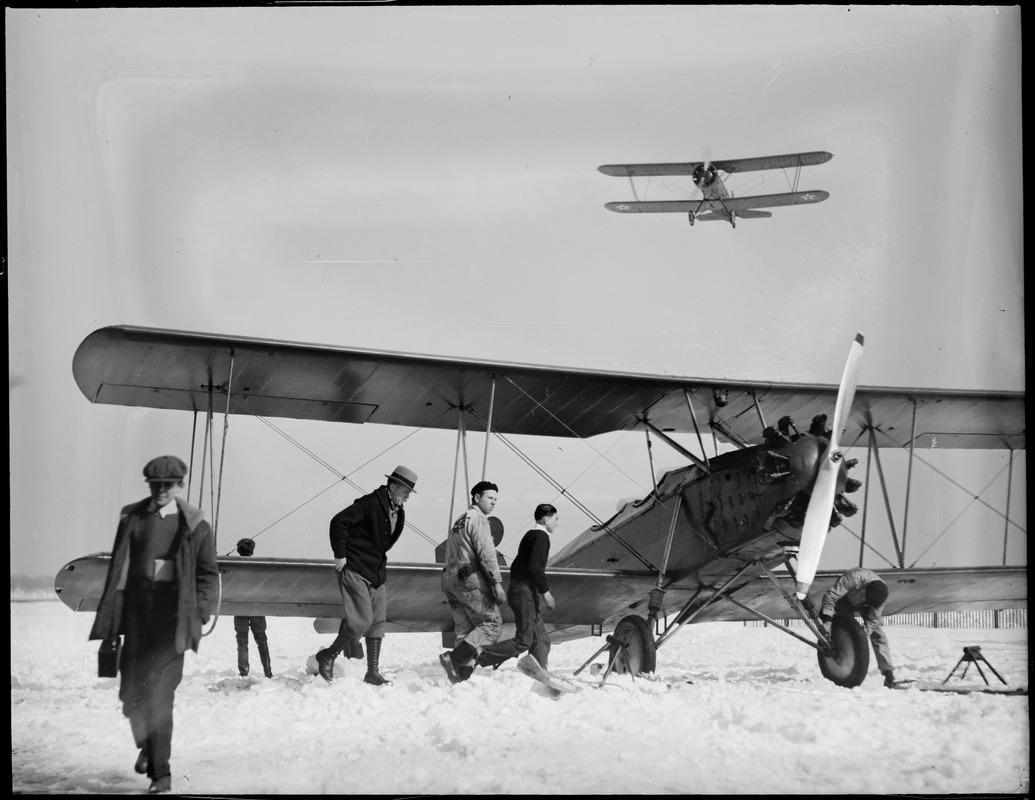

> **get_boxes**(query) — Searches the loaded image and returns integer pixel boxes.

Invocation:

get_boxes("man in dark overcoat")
[89,455,219,794]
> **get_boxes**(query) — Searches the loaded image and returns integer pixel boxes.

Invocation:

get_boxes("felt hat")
[143,455,188,483]
[385,465,418,492]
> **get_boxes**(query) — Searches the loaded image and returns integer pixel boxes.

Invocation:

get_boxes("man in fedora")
[312,465,417,686]
[89,455,218,794]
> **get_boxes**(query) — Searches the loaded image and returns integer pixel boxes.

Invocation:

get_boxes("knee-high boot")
[315,620,354,683]
[257,640,273,678]
[237,647,249,677]
[363,637,391,686]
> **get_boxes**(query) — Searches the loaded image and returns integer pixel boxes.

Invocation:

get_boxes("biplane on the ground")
[599,150,833,227]
[56,325,1026,687]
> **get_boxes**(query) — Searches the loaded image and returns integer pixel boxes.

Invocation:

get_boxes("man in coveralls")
[820,566,897,687]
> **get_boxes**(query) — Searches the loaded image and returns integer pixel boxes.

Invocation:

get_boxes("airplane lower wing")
[605,191,829,215]
[55,555,1026,636]
[53,554,660,630]
[696,210,772,221]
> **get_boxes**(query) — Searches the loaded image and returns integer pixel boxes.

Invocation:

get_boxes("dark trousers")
[120,585,184,782]
[234,616,271,675]
[234,616,268,646]
[477,581,551,670]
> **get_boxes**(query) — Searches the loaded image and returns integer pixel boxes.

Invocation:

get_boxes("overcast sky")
[8,6,1024,579]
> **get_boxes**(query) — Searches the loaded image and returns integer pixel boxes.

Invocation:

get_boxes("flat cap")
[143,455,188,482]
[471,480,498,498]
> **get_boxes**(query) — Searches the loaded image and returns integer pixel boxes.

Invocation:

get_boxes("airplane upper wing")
[73,326,1025,449]
[605,191,829,214]
[598,151,834,177]
[55,554,1026,632]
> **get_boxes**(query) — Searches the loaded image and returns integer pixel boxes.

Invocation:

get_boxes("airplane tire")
[817,613,869,687]
[608,615,656,675]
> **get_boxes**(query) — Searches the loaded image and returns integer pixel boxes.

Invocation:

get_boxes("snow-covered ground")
[11,600,1029,794]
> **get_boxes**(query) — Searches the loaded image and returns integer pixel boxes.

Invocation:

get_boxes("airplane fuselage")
[690,163,733,226]
[550,433,846,587]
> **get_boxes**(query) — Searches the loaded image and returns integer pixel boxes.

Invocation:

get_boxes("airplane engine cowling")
[786,434,852,496]
[786,435,822,489]
[692,163,718,187]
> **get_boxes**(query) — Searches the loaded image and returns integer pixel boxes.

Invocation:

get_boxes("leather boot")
[363,637,391,686]
[237,648,249,677]
[315,621,353,683]
[257,640,273,678]
[440,640,476,683]
[452,640,477,668]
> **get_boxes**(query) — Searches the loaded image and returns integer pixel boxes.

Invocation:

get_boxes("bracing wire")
[501,375,652,494]
[214,391,446,548]
[465,406,657,572]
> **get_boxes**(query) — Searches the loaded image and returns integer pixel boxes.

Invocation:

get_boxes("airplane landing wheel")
[688,211,695,226]
[608,615,656,675]
[817,613,869,687]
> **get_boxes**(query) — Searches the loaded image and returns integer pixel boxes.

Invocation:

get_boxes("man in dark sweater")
[477,503,558,672]
[311,465,417,686]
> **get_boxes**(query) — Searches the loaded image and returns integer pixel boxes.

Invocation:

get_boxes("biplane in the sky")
[56,325,1026,688]
[599,150,833,227]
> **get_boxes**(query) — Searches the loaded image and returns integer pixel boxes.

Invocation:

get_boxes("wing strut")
[466,405,659,572]
[640,419,710,473]
[683,390,711,470]
[448,408,469,532]
[214,350,235,548]
[481,377,496,481]
[644,425,658,494]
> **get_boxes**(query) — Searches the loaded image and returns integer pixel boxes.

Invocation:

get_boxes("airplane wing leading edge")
[72,326,1025,450]
[598,151,834,177]
[55,555,1026,630]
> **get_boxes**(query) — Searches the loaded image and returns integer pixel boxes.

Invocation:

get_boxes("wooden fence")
[745,608,1027,629]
